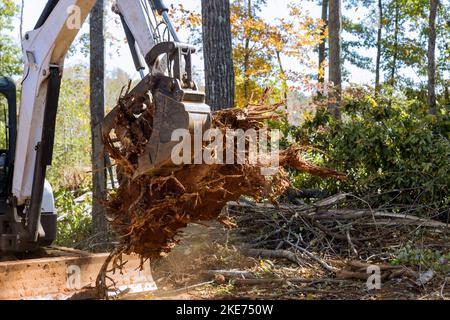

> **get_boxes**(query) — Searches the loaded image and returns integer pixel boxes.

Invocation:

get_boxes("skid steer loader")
[0,0,210,299]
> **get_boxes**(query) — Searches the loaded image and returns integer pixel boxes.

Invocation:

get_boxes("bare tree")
[428,0,439,115]
[90,0,108,249]
[390,0,399,86]
[243,0,252,105]
[201,0,235,110]
[375,0,383,93]
[328,0,342,118]
[318,0,329,97]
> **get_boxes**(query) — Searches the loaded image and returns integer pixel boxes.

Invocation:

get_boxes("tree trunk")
[276,50,288,101]
[445,82,449,107]
[90,0,108,250]
[375,0,383,93]
[201,0,235,110]
[243,0,252,105]
[427,0,439,115]
[328,0,342,119]
[318,0,329,97]
[390,0,399,87]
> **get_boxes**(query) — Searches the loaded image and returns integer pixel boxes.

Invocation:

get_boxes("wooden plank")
[0,250,157,300]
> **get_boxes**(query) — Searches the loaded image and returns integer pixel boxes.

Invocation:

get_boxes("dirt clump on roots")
[102,87,345,261]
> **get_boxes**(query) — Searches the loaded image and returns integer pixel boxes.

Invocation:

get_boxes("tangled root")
[103,88,345,260]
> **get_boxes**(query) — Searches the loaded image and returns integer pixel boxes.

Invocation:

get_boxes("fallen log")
[202,270,255,279]
[234,278,347,286]
[241,248,302,266]
[314,209,450,228]
[229,201,450,230]
[336,262,418,282]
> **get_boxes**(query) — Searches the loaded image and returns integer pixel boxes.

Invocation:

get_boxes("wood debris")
[102,88,344,261]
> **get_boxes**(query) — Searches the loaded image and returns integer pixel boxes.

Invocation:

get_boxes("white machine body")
[13,0,158,205]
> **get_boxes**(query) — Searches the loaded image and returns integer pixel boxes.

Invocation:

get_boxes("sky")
[10,0,376,86]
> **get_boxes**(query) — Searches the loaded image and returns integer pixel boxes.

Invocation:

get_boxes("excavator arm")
[5,0,210,252]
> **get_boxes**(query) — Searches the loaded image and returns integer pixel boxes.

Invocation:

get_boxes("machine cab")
[0,77,16,198]
[0,76,56,252]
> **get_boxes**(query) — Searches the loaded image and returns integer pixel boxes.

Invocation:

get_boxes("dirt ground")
[143,221,450,300]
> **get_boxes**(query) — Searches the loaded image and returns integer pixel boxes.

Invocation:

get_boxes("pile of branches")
[227,194,450,272]
[101,85,345,262]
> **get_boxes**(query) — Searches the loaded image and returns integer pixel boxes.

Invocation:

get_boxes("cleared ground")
[147,220,450,300]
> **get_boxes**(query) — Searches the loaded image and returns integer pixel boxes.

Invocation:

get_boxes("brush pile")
[227,194,450,271]
[102,87,345,261]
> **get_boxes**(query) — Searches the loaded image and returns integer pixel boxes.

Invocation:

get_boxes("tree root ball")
[103,88,345,260]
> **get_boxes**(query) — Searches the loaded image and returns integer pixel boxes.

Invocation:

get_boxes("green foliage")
[342,14,376,75]
[0,96,8,149]
[47,66,91,190]
[54,179,92,248]
[392,242,450,271]
[436,2,450,88]
[283,86,450,217]
[0,0,22,76]
[340,0,449,94]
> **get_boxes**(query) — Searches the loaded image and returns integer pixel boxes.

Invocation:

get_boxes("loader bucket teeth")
[101,74,212,179]
[102,42,212,178]
[135,90,211,178]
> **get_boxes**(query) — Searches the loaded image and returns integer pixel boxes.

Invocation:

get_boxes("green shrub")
[392,242,450,271]
[282,86,450,218]
[54,178,92,248]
